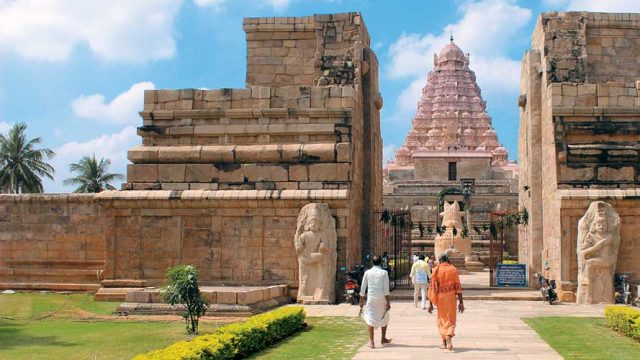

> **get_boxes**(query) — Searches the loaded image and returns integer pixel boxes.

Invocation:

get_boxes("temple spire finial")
[450,31,454,42]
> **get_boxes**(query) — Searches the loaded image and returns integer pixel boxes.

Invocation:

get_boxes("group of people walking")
[359,253,464,351]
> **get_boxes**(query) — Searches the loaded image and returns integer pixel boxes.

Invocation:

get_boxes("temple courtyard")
[3,290,637,359]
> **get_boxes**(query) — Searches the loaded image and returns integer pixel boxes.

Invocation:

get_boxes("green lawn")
[0,292,222,360]
[524,317,640,360]
[249,317,368,360]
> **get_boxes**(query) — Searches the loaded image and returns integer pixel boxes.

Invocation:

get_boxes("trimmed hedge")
[604,305,640,341]
[132,306,306,360]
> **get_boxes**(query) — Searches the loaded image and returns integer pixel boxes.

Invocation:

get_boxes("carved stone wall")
[0,13,382,301]
[519,12,640,300]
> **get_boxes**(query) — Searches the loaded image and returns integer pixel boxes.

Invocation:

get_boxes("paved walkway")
[302,301,605,359]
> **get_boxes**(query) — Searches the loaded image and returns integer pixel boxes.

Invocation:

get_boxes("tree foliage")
[63,155,124,193]
[0,123,55,193]
[161,265,209,335]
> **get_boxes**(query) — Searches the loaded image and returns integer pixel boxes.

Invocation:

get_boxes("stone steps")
[5,259,105,270]
[0,259,105,291]
[0,282,101,292]
[0,268,100,283]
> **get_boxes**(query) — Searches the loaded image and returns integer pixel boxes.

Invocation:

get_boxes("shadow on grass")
[0,321,74,350]
[245,325,312,359]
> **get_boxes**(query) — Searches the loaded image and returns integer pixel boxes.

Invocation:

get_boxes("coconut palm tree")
[0,123,55,193]
[63,155,124,193]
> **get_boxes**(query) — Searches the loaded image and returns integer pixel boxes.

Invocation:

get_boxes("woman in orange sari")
[428,253,464,351]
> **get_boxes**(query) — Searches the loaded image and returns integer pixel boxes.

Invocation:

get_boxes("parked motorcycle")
[535,272,558,305]
[344,275,360,305]
[614,273,632,305]
[344,264,365,305]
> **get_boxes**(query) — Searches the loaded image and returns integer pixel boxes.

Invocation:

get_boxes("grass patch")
[248,317,368,360]
[0,292,224,360]
[0,319,222,360]
[524,317,640,360]
[0,292,119,319]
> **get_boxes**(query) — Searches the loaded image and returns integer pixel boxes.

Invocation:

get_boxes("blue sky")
[1,0,639,192]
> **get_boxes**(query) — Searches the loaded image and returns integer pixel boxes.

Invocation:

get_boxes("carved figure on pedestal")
[294,203,337,304]
[576,201,620,304]
[434,201,472,259]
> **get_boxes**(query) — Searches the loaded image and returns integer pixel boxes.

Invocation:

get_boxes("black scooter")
[535,273,558,304]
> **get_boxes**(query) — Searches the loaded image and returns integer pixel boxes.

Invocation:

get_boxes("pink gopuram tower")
[383,38,519,264]
[389,38,511,170]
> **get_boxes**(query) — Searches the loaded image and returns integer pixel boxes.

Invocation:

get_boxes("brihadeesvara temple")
[1,11,640,307]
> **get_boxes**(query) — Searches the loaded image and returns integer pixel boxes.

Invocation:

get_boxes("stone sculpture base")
[434,231,472,260]
[465,254,485,272]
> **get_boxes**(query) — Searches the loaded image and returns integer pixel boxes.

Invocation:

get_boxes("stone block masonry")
[519,11,640,301]
[0,195,107,291]
[0,13,382,302]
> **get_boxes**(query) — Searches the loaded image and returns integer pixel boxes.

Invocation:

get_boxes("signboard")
[496,264,527,287]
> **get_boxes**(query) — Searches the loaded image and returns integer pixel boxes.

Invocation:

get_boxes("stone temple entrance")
[383,38,520,271]
[371,210,412,290]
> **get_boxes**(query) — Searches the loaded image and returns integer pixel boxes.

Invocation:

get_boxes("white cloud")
[0,121,12,134]
[386,0,532,116]
[0,0,183,62]
[195,0,290,11]
[71,82,155,125]
[543,0,640,12]
[47,126,138,193]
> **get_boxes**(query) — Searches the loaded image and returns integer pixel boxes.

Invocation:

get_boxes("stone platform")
[97,285,290,316]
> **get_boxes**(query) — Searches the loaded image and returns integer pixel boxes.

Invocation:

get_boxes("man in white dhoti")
[359,256,392,348]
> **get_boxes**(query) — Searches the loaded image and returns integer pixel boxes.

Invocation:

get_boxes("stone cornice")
[95,189,349,201]
[556,188,640,200]
[553,106,640,117]
[139,108,353,121]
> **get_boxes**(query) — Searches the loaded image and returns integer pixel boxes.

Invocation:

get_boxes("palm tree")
[63,155,124,193]
[0,123,55,193]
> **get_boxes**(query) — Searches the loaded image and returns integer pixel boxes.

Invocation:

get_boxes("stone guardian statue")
[294,203,337,304]
[576,201,621,304]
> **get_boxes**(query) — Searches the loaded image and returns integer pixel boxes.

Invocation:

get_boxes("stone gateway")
[518,11,640,301]
[294,203,337,304]
[576,201,620,304]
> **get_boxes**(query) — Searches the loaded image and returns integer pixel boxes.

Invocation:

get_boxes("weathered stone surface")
[244,164,288,182]
[308,163,350,181]
[519,11,640,301]
[294,203,337,304]
[127,164,158,183]
[577,201,620,304]
[158,164,186,182]
[185,164,212,182]
[211,164,244,182]
[289,165,308,181]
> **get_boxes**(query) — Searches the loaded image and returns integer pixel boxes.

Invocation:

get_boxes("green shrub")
[133,306,306,360]
[604,305,640,341]
[162,265,209,335]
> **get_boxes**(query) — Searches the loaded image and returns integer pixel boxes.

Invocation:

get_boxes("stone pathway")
[301,301,605,359]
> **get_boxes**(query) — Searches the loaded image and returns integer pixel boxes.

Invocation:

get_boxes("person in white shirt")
[359,255,392,348]
[410,254,431,309]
